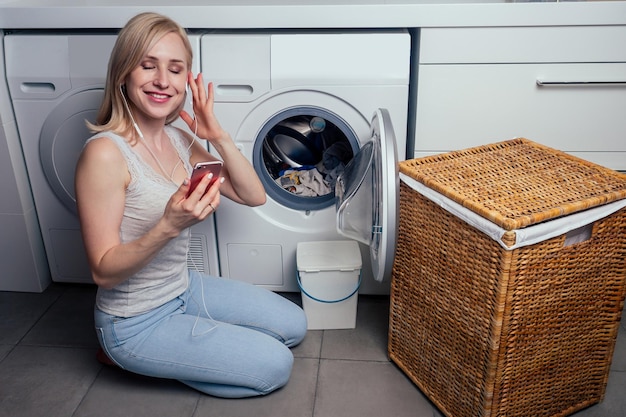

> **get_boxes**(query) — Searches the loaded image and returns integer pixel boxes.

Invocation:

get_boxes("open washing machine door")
[335,108,399,282]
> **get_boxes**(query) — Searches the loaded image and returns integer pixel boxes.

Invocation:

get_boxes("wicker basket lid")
[400,138,626,230]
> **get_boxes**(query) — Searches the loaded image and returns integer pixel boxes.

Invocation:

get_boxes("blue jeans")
[94,270,308,398]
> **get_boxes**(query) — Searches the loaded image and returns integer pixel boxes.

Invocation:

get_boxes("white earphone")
[119,84,144,140]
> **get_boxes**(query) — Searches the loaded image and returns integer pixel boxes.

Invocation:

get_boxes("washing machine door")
[39,88,103,215]
[335,108,398,282]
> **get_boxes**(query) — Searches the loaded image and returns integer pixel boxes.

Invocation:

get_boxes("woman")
[75,12,307,398]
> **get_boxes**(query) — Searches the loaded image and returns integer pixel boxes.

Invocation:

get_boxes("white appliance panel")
[271,32,411,87]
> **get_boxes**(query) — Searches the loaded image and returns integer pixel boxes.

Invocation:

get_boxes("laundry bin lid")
[297,241,362,272]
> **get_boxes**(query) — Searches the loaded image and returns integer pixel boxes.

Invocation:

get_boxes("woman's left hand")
[180,72,227,146]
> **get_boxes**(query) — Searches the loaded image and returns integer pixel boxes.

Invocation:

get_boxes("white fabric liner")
[400,173,626,251]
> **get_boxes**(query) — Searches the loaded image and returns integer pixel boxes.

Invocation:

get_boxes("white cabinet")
[413,26,626,171]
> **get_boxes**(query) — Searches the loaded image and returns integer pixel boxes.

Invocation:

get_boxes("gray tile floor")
[0,283,625,417]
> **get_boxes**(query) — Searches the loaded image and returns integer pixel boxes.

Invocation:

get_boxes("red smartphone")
[187,161,223,197]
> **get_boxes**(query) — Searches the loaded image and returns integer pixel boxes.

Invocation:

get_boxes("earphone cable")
[187,238,218,337]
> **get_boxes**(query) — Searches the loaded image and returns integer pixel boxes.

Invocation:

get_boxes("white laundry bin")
[296,241,362,330]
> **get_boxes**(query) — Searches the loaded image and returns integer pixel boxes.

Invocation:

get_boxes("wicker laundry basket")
[388,138,626,417]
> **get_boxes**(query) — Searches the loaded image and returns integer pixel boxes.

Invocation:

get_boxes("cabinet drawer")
[413,63,626,170]
[420,26,626,64]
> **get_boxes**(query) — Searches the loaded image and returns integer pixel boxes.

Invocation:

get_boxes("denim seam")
[126,351,278,393]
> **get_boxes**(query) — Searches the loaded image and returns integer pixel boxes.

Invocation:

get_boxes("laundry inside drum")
[262,115,354,198]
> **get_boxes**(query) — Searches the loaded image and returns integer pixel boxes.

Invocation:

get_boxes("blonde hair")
[87,12,193,140]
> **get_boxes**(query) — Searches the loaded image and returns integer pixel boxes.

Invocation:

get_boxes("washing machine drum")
[266,133,321,168]
[265,117,324,169]
[256,110,356,211]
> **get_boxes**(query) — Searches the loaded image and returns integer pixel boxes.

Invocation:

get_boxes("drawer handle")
[536,79,626,87]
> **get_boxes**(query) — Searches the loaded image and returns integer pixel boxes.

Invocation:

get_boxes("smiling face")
[124,32,189,126]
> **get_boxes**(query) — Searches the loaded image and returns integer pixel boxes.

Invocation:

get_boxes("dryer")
[201,31,410,294]
[4,33,215,284]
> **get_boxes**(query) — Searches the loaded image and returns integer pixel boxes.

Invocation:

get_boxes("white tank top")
[89,126,194,317]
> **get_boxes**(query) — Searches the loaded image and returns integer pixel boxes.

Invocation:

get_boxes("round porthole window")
[253,107,359,211]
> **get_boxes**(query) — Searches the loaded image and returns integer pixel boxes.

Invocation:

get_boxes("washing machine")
[201,31,410,294]
[4,32,216,284]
